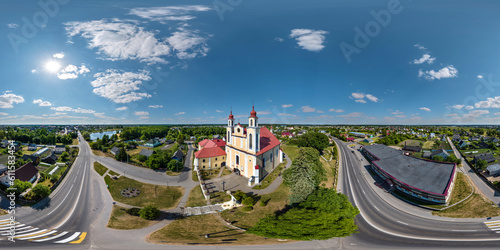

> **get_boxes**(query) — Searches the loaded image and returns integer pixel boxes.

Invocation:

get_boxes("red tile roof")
[257,126,280,156]
[212,139,226,147]
[195,146,226,158]
[198,139,217,148]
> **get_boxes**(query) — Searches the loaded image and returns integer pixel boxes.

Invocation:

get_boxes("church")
[225,106,283,184]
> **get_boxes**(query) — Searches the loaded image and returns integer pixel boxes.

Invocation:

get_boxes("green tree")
[248,188,359,240]
[115,146,128,162]
[31,184,51,198]
[295,132,329,152]
[60,151,70,162]
[476,159,488,170]
[139,205,160,220]
[11,179,32,194]
[167,160,182,171]
[432,155,444,162]
[242,196,255,206]
[137,155,147,162]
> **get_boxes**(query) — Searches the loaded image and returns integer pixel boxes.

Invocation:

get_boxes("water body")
[90,130,119,141]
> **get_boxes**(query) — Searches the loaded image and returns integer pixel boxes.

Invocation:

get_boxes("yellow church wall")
[198,155,226,170]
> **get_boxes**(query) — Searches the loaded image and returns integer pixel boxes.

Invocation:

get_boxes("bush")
[242,196,255,206]
[31,184,51,199]
[139,205,160,220]
[137,155,147,162]
[242,206,253,212]
[233,190,246,201]
[127,207,141,216]
[259,200,267,207]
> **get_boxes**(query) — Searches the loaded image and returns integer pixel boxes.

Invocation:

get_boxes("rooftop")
[363,144,455,196]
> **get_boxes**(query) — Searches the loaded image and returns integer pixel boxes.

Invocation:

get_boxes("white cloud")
[418,66,458,80]
[494,112,500,116]
[50,106,95,114]
[365,94,378,102]
[275,37,284,42]
[91,69,152,103]
[33,99,52,107]
[216,110,223,113]
[351,92,365,99]
[282,104,293,108]
[65,19,171,64]
[31,69,38,74]
[413,54,436,64]
[175,112,186,115]
[316,110,324,113]
[134,111,149,116]
[329,109,344,113]
[0,112,8,115]
[53,52,65,59]
[464,110,489,118]
[414,44,426,50]
[338,112,363,118]
[167,27,209,59]
[0,93,25,108]
[116,106,128,111]
[140,116,150,119]
[391,110,404,115]
[149,105,163,108]
[451,105,464,109]
[289,29,328,52]
[57,64,90,80]
[394,115,406,118]
[477,75,483,79]
[420,107,431,112]
[129,5,211,22]
[300,106,316,112]
[474,96,500,109]
[465,106,474,110]
[355,99,367,103]
[7,23,18,29]
[258,111,271,115]
[51,106,73,112]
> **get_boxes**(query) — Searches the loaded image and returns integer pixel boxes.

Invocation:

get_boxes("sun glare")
[45,60,61,73]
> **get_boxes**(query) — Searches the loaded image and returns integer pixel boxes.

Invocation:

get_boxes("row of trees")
[288,132,330,153]
[119,126,172,141]
[377,134,411,146]
[2,128,77,145]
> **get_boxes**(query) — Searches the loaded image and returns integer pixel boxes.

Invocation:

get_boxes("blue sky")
[2,0,500,125]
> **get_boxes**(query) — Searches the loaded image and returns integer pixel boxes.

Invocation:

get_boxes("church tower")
[226,110,234,145]
[247,106,260,153]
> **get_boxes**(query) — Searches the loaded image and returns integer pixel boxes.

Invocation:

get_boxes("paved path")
[206,153,292,196]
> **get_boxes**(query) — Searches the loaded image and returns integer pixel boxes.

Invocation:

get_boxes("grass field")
[422,141,435,150]
[200,169,221,180]
[104,175,184,209]
[220,183,289,230]
[148,213,291,245]
[398,139,422,147]
[72,139,79,145]
[281,144,299,161]
[432,193,500,218]
[166,170,182,176]
[185,186,207,207]
[94,162,108,176]
[320,158,337,189]
[108,170,119,176]
[107,205,157,230]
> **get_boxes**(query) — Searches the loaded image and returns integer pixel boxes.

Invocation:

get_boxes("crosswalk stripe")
[0,224,24,230]
[14,229,48,238]
[0,225,31,233]
[70,232,86,244]
[55,232,80,243]
[0,222,20,229]
[484,220,500,225]
[32,231,69,242]
[20,230,57,240]
[0,219,12,223]
[1,227,38,236]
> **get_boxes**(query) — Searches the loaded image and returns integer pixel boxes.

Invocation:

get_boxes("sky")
[2,0,500,125]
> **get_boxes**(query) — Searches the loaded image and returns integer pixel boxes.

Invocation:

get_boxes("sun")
[44,60,61,73]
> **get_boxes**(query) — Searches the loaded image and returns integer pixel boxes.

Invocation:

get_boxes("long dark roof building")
[361,144,456,204]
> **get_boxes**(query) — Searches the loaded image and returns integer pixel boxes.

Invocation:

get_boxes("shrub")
[31,184,51,199]
[127,207,141,216]
[242,196,255,206]
[242,206,253,212]
[233,190,246,201]
[137,155,147,162]
[139,205,160,220]
[259,200,267,207]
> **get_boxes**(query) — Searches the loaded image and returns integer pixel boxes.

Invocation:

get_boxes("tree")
[242,196,255,206]
[11,180,32,194]
[167,160,182,171]
[476,159,488,170]
[146,154,163,170]
[139,205,160,220]
[295,132,329,153]
[432,155,444,162]
[248,188,359,240]
[137,155,147,162]
[31,184,51,198]
[60,151,70,162]
[115,146,128,162]
[82,131,91,141]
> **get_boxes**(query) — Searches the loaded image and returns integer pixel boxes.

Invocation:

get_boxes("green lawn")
[422,141,435,150]
[199,169,221,180]
[94,162,108,176]
[398,139,422,147]
[104,175,184,209]
[108,170,119,176]
[253,162,285,190]
[107,205,157,230]
[185,186,207,207]
[281,144,299,161]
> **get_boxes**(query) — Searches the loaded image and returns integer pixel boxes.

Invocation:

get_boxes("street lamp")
[222,181,226,191]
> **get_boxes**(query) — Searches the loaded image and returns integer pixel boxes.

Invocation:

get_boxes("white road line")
[397,221,409,226]
[0,223,22,230]
[48,183,74,215]
[0,225,32,233]
[362,190,366,195]
[14,229,48,238]
[54,166,86,229]
[452,230,477,232]
[373,206,380,211]
[1,227,38,236]
[55,232,80,243]
[32,231,69,242]
[18,230,57,240]
[487,225,500,229]
[0,222,19,227]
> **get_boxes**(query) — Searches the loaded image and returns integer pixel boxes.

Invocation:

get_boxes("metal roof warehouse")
[360,144,456,204]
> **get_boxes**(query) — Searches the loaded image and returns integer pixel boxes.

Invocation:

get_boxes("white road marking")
[48,183,74,215]
[373,206,380,211]
[55,232,80,243]
[0,223,22,230]
[14,229,48,238]
[1,227,38,236]
[362,190,366,195]
[452,230,477,232]
[18,230,57,240]
[54,166,86,229]
[0,225,32,233]
[397,221,409,226]
[32,231,69,242]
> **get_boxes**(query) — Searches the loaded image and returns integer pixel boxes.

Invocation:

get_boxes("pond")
[90,130,119,141]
